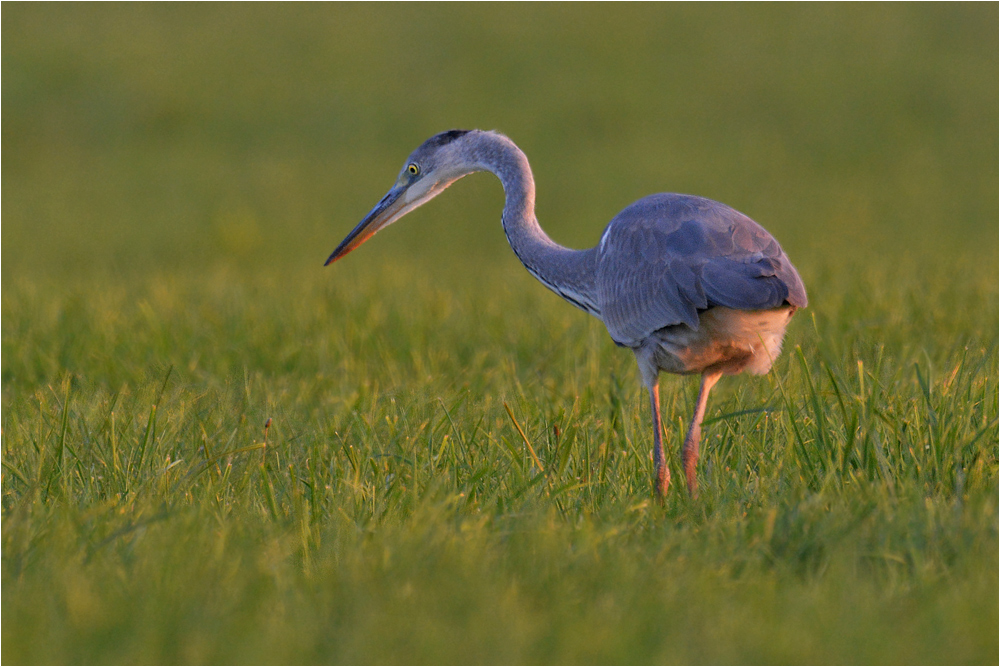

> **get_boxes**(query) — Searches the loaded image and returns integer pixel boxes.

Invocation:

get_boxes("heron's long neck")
[471,134,600,316]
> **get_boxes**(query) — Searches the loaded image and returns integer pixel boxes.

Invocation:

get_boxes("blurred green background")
[4,3,996,283]
[2,4,997,664]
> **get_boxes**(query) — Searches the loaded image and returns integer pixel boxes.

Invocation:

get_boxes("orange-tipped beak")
[325,185,407,265]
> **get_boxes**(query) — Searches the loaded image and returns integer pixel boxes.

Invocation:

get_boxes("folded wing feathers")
[597,194,807,347]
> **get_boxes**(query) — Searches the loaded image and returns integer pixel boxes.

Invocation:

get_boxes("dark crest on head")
[420,129,471,151]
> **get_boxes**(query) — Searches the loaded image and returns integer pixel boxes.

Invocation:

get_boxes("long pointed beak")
[325,185,407,265]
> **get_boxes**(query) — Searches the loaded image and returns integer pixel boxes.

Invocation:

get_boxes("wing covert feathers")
[596,194,807,347]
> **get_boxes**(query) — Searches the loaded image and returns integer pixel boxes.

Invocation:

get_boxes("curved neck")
[469,132,600,316]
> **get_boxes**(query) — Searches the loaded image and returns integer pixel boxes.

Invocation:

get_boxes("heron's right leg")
[682,369,722,497]
[650,381,669,498]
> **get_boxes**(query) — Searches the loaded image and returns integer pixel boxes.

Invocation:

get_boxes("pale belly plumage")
[638,305,797,378]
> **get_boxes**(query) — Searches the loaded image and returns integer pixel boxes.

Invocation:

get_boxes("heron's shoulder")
[599,193,773,257]
[608,193,752,233]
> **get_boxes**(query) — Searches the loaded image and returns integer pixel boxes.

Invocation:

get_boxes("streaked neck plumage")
[466,132,600,316]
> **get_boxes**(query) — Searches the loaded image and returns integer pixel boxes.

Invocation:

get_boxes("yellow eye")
[407,163,419,176]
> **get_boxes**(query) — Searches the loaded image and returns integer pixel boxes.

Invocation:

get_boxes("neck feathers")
[467,132,600,317]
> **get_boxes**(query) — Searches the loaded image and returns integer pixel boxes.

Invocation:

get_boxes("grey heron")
[326,130,807,498]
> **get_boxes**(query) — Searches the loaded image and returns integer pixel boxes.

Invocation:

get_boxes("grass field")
[3,4,998,663]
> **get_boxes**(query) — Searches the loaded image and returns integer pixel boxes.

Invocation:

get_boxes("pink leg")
[682,370,722,497]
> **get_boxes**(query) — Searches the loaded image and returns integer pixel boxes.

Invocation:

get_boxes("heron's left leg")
[682,369,723,497]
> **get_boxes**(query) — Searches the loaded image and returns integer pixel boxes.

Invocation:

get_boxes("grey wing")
[596,194,807,347]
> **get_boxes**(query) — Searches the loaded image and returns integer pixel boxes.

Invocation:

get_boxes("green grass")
[3,4,998,664]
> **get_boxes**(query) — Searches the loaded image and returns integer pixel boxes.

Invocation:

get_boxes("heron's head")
[325,129,480,265]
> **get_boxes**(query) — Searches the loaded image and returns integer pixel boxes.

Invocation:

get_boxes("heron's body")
[327,130,807,497]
